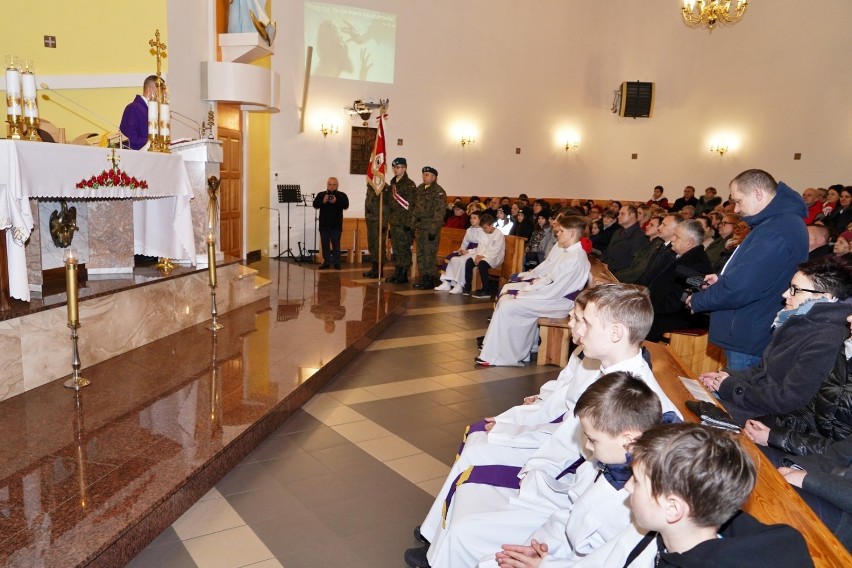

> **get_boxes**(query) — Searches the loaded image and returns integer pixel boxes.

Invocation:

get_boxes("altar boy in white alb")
[425,372,663,568]
[436,211,488,294]
[476,215,590,366]
[405,285,683,568]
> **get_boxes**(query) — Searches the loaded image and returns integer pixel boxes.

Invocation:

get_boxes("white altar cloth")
[0,140,196,301]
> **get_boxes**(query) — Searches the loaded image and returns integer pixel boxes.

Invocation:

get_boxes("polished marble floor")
[127,263,559,568]
[0,259,559,567]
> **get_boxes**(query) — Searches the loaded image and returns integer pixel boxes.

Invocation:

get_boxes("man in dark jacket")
[670,185,699,212]
[615,216,665,283]
[642,220,712,341]
[312,177,350,269]
[602,205,648,273]
[688,170,808,370]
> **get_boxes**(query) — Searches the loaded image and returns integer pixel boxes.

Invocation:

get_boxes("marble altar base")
[0,259,270,402]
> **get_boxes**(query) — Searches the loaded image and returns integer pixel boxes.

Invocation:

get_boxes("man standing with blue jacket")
[688,169,808,370]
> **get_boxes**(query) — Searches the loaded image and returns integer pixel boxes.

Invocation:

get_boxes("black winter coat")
[766,348,852,455]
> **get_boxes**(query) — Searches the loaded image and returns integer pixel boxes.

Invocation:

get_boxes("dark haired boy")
[530,424,813,567]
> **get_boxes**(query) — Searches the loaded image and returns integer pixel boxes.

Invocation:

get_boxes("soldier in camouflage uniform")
[385,157,417,283]
[362,180,387,278]
[412,166,447,289]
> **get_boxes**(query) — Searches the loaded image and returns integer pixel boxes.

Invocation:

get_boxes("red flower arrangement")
[76,167,148,190]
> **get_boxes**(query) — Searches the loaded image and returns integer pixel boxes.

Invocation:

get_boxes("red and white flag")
[367,114,387,196]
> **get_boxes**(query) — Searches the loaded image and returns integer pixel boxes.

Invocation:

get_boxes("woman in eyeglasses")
[699,255,852,428]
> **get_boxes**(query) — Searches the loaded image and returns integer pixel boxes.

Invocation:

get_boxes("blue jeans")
[724,349,761,371]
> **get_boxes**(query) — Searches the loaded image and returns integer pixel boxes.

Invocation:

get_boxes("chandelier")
[682,0,748,31]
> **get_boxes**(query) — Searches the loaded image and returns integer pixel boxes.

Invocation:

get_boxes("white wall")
[268,0,852,249]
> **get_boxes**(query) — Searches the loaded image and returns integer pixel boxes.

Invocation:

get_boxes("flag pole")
[377,189,383,285]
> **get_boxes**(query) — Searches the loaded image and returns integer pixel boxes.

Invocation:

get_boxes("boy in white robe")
[465,215,506,297]
[494,424,811,568]
[436,211,485,293]
[477,216,591,367]
[421,372,663,568]
[408,285,683,566]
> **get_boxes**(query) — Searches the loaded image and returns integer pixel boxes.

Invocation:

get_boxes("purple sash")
[563,289,581,301]
[441,464,522,527]
[556,457,586,480]
[455,420,488,462]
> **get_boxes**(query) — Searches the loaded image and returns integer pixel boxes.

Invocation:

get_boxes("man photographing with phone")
[312,177,350,269]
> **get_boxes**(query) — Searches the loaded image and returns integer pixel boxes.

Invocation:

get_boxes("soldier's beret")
[392,157,407,167]
[422,166,438,175]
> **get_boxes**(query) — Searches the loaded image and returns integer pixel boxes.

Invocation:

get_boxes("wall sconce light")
[710,143,729,156]
[460,135,475,147]
[564,140,580,152]
[320,123,339,138]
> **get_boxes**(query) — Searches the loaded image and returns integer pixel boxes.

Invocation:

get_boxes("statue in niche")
[49,200,78,248]
[228,0,277,45]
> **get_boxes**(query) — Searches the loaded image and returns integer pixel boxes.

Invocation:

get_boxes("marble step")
[254,275,272,290]
[236,264,259,279]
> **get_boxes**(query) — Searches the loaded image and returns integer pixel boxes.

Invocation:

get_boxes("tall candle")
[5,68,21,116]
[207,233,217,287]
[159,103,170,137]
[147,99,158,137]
[65,248,79,325]
[21,72,37,118]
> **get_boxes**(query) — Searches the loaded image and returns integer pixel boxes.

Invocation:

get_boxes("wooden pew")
[410,226,467,281]
[470,235,527,292]
[643,341,852,568]
[338,218,360,264]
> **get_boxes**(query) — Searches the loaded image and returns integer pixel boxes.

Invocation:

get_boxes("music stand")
[277,184,302,264]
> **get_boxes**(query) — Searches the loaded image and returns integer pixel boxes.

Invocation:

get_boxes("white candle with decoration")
[147,99,158,137]
[5,57,21,117]
[159,102,170,137]
[21,69,37,119]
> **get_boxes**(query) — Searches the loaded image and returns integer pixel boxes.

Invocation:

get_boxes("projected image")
[305,1,396,84]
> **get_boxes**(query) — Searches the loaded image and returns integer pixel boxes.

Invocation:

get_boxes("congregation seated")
[715,216,750,272]
[523,213,555,270]
[639,219,712,342]
[646,184,669,210]
[601,204,648,274]
[699,255,852,426]
[443,202,469,229]
[614,215,665,284]
[822,187,852,236]
[595,209,619,252]
[494,205,513,235]
[695,185,722,215]
[511,206,534,240]
[705,212,740,270]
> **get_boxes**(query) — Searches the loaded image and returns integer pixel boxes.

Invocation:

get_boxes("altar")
[0,140,198,301]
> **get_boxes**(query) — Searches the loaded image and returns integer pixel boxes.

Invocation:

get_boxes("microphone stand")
[260,207,283,261]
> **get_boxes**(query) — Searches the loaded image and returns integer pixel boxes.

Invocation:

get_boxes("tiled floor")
[129,274,560,567]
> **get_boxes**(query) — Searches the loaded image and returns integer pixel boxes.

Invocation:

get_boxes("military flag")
[367,114,387,195]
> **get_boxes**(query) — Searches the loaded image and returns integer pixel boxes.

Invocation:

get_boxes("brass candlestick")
[207,232,223,330]
[6,115,23,139]
[64,249,90,390]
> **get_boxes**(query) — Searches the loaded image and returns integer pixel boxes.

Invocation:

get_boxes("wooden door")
[218,127,243,258]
